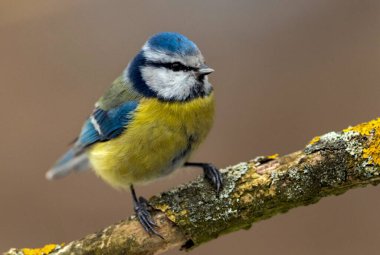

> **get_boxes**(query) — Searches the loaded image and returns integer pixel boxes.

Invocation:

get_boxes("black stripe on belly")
[171,135,197,165]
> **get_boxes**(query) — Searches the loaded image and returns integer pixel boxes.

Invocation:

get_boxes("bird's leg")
[130,185,163,238]
[184,162,223,193]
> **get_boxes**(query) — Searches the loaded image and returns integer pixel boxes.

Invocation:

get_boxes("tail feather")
[46,148,89,180]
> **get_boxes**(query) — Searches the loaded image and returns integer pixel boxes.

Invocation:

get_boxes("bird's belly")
[88,94,214,189]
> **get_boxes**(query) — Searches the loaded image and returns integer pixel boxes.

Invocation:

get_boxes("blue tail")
[46,148,89,180]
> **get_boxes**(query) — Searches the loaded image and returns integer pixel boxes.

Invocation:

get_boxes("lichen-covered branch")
[5,118,380,255]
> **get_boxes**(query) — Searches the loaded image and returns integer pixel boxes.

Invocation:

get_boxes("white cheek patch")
[141,66,196,100]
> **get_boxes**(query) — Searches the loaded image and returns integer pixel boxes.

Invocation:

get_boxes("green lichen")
[152,139,378,250]
[151,162,254,246]
[152,153,352,248]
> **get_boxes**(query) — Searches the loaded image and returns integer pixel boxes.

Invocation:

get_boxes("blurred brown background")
[1,0,380,254]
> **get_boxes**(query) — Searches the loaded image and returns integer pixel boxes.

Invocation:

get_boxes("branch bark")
[5,118,380,255]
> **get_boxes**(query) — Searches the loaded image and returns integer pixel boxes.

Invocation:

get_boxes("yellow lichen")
[343,118,380,135]
[267,154,279,159]
[363,141,380,165]
[309,136,320,145]
[177,209,189,225]
[21,244,63,255]
[179,209,188,216]
[241,193,254,204]
[268,186,276,196]
[165,212,177,223]
[154,202,188,223]
[344,118,380,165]
[155,203,170,212]
[235,168,273,198]
[154,203,177,222]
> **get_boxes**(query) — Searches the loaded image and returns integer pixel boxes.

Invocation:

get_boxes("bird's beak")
[198,64,215,75]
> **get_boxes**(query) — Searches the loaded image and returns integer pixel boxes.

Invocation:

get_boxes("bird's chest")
[146,96,215,141]
[128,95,215,163]
[89,94,215,187]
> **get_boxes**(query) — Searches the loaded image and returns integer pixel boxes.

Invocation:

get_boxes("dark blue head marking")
[147,32,199,56]
[128,51,157,98]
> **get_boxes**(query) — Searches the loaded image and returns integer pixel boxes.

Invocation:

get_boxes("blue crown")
[147,32,199,56]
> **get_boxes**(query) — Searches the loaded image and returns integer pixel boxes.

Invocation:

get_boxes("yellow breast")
[88,92,215,189]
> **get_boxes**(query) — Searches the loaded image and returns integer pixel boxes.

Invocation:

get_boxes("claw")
[134,198,163,238]
[202,164,223,194]
[130,185,163,239]
[184,162,223,194]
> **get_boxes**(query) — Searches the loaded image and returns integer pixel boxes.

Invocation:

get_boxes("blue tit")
[46,32,222,237]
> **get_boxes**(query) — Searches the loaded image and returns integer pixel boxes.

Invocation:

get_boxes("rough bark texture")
[5,118,380,255]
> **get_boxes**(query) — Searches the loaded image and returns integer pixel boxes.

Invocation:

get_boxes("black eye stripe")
[147,61,197,72]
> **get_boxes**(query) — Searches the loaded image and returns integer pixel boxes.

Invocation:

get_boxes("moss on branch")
[5,118,380,255]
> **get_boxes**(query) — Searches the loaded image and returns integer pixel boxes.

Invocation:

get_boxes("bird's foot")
[184,162,223,194]
[201,163,223,194]
[134,196,163,239]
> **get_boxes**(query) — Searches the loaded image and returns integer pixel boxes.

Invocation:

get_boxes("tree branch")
[5,118,380,255]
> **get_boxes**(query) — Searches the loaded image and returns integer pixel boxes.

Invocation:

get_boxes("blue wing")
[77,101,139,148]
[46,101,139,180]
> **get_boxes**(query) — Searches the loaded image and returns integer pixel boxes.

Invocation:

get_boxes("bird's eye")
[147,61,193,72]
[170,62,183,72]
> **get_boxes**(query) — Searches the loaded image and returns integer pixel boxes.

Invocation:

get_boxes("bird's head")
[127,32,214,101]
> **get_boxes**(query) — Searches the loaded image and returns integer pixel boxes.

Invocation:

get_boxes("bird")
[46,32,222,237]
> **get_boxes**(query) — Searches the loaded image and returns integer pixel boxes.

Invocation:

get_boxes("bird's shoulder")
[96,74,143,111]
[75,74,142,149]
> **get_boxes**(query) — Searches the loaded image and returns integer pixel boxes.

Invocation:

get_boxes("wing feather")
[77,101,139,148]
[47,74,141,180]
